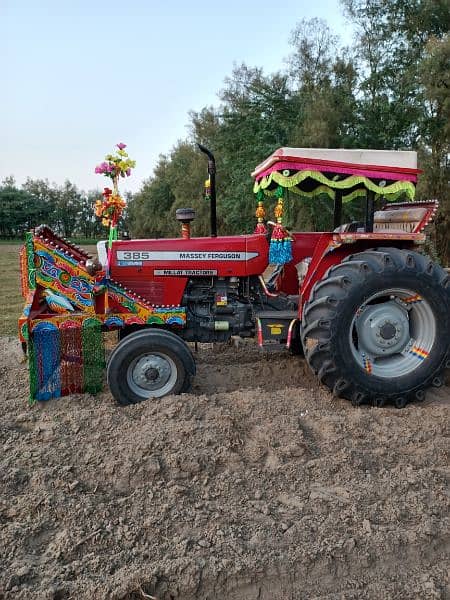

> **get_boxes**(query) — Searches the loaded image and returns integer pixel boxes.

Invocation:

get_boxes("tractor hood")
[108,234,269,305]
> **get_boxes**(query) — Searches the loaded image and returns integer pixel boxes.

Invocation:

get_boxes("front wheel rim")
[126,352,178,398]
[349,288,436,379]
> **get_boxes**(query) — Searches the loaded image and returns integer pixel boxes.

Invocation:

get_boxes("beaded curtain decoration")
[27,331,38,405]
[27,317,105,404]
[81,318,105,394]
[32,322,61,401]
[60,320,84,395]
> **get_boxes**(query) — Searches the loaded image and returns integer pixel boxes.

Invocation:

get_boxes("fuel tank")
[109,234,269,306]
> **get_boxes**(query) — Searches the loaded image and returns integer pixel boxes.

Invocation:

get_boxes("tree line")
[127,0,450,262]
[0,177,113,240]
[2,1,449,262]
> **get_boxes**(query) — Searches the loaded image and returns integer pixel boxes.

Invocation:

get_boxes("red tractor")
[19,146,450,408]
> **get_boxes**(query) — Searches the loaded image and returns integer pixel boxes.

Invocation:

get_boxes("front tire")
[301,248,450,407]
[107,329,195,405]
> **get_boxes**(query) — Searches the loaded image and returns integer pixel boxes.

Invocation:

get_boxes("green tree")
[286,18,359,149]
[55,180,83,238]
[0,178,36,237]
[21,178,58,229]
[214,64,294,232]
[128,156,177,238]
[417,34,450,262]
[77,190,105,239]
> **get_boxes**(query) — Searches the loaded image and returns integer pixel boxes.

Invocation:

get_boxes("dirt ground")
[0,335,449,599]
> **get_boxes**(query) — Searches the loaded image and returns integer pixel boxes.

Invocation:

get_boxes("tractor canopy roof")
[252,148,420,202]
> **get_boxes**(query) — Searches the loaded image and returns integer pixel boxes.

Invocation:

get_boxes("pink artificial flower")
[94,166,102,174]
[117,142,127,150]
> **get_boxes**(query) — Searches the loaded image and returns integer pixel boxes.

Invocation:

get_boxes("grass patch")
[0,245,26,336]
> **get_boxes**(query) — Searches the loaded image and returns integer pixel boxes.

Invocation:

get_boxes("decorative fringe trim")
[82,318,105,394]
[254,169,416,201]
[33,322,61,401]
[269,236,293,264]
[27,326,37,407]
[27,318,105,402]
[60,321,83,395]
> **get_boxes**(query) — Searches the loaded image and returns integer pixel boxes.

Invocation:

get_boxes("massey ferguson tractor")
[19,145,450,408]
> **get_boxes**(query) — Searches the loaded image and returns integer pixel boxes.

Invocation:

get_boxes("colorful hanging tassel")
[269,187,292,264]
[254,197,267,234]
[82,318,105,394]
[33,322,61,401]
[60,320,84,395]
[27,325,38,406]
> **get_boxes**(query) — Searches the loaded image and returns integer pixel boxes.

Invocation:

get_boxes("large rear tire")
[301,248,450,407]
[107,329,195,405]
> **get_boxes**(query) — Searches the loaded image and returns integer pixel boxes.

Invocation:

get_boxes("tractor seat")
[373,206,428,233]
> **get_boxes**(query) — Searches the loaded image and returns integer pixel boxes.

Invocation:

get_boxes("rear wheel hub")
[379,322,396,340]
[355,300,410,357]
[351,288,436,379]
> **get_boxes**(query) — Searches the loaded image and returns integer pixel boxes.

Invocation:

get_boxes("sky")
[2,0,353,194]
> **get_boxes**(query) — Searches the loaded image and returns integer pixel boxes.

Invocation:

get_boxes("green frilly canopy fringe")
[253,169,416,201]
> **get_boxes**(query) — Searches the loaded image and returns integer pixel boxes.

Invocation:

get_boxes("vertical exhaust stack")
[197,143,217,237]
[175,208,196,239]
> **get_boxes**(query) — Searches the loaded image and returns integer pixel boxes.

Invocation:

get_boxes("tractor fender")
[300,237,418,314]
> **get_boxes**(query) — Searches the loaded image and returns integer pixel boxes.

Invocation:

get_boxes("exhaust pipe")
[197,143,217,237]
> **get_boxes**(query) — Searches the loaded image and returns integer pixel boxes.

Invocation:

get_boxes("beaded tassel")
[254,200,267,234]
[269,187,292,264]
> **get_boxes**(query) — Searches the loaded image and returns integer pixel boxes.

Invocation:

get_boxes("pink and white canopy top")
[252,148,419,183]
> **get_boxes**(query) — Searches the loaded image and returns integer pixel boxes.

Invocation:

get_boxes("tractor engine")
[181,276,255,342]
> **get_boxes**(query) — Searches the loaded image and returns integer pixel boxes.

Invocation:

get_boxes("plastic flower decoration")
[94,143,135,228]
[94,187,126,228]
